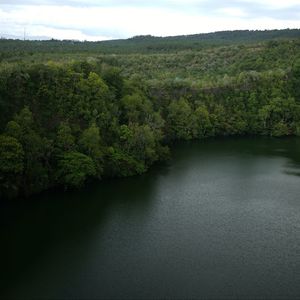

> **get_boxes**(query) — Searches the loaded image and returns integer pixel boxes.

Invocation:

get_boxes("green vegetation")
[1,29,299,58]
[0,29,300,199]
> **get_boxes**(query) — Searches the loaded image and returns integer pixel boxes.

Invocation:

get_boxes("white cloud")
[0,2,299,40]
[217,7,247,18]
[238,0,300,9]
[27,26,112,41]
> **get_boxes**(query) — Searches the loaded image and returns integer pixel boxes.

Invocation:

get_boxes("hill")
[0,28,300,199]
[0,29,300,58]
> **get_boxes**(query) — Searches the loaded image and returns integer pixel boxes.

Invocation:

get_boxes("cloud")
[1,0,299,9]
[239,0,300,9]
[217,7,247,18]
[0,0,299,40]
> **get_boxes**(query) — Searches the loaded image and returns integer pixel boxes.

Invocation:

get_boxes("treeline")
[99,39,300,81]
[0,60,300,199]
[1,39,299,85]
[0,64,169,199]
[1,29,300,59]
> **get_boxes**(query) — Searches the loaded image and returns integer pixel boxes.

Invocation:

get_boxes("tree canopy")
[0,29,300,199]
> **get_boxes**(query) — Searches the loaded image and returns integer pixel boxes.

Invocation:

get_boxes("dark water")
[1,137,300,299]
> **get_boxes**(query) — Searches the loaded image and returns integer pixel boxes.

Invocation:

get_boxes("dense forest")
[1,29,300,199]
[1,29,300,57]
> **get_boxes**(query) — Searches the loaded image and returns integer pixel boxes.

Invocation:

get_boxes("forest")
[1,29,300,199]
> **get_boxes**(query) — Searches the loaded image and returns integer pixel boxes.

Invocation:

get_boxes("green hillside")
[1,29,300,199]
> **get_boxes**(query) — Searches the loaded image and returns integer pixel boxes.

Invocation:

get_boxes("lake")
[1,137,300,299]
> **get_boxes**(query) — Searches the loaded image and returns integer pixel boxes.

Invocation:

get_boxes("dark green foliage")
[1,30,300,199]
[57,152,96,188]
[79,123,104,178]
[56,122,76,152]
[194,105,212,138]
[104,147,146,177]
[258,97,300,135]
[291,59,300,101]
[167,98,196,140]
[0,135,24,198]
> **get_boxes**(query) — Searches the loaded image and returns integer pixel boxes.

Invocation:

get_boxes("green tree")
[121,93,153,125]
[120,124,158,164]
[259,97,300,136]
[291,59,300,101]
[79,123,103,177]
[272,121,289,137]
[167,98,196,140]
[0,135,24,198]
[57,152,96,188]
[5,120,22,140]
[104,147,146,177]
[103,67,124,100]
[194,105,212,138]
[56,122,75,152]
[11,106,49,195]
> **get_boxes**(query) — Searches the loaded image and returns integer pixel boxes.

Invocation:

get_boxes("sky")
[0,0,300,41]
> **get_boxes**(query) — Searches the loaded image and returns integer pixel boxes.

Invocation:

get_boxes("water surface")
[1,137,300,299]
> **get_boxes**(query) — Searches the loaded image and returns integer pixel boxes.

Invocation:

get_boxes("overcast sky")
[0,0,300,41]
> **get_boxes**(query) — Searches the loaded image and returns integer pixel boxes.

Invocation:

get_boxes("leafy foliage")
[57,152,96,188]
[0,135,24,198]
[0,30,300,199]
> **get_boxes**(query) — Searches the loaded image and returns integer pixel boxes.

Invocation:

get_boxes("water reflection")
[172,136,300,178]
[0,137,299,299]
[0,166,166,297]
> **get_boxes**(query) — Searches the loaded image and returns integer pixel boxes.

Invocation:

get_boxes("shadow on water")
[0,163,169,297]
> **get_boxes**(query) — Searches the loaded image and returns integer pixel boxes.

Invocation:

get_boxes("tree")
[167,98,196,140]
[272,121,289,137]
[104,147,146,177]
[121,93,153,124]
[10,106,49,195]
[0,135,24,198]
[79,123,101,157]
[5,120,22,140]
[291,59,300,101]
[57,152,96,188]
[194,105,212,138]
[120,124,158,164]
[259,97,300,136]
[103,67,124,100]
[79,123,103,177]
[56,122,75,152]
